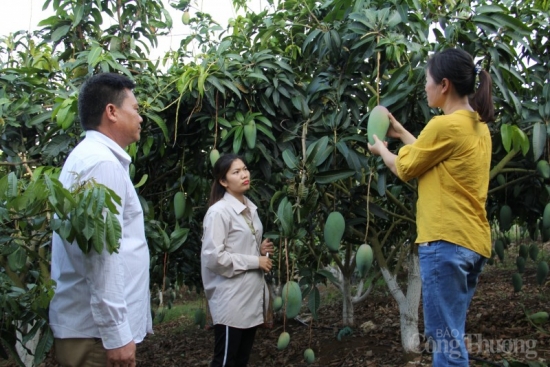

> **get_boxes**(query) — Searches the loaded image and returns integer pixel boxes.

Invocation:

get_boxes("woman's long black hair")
[207,154,247,207]
[428,48,495,122]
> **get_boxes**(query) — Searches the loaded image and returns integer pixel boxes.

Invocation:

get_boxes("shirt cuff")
[243,254,260,270]
[98,321,133,350]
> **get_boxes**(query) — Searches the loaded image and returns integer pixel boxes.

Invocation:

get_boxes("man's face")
[115,89,143,148]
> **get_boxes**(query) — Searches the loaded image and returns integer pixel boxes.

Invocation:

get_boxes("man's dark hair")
[78,73,136,130]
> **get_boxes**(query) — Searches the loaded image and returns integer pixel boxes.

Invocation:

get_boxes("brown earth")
[130,265,549,367]
[4,261,549,367]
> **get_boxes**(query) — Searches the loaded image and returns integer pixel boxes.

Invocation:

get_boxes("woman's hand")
[367,134,388,156]
[387,113,416,145]
[386,113,404,138]
[259,256,273,272]
[260,239,274,257]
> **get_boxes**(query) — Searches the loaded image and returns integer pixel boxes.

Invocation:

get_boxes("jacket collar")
[223,192,257,215]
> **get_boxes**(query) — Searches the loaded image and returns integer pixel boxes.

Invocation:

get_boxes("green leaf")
[233,126,243,154]
[501,124,513,152]
[475,5,506,14]
[33,327,54,365]
[248,72,269,83]
[7,245,26,272]
[315,170,355,185]
[7,172,18,198]
[317,269,339,285]
[105,211,121,254]
[91,217,105,254]
[169,227,190,253]
[277,197,294,237]
[282,149,299,170]
[532,122,546,161]
[134,174,148,189]
[87,46,103,66]
[306,136,330,166]
[511,126,530,156]
[145,112,169,141]
[308,286,321,320]
[51,25,70,42]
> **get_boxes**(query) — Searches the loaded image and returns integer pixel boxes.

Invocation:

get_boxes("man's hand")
[106,341,136,367]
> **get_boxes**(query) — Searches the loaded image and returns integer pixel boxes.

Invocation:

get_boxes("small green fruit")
[536,160,550,179]
[518,244,528,259]
[210,149,220,167]
[273,296,283,312]
[528,311,549,325]
[528,243,539,262]
[304,348,315,364]
[174,191,185,220]
[512,273,522,292]
[324,211,345,252]
[516,256,525,273]
[543,203,550,228]
[494,239,505,262]
[243,121,257,149]
[536,261,549,286]
[499,205,512,232]
[356,244,373,277]
[277,332,290,350]
[182,11,190,25]
[194,308,206,328]
[282,281,302,319]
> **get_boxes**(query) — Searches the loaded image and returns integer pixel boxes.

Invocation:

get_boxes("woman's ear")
[219,178,227,188]
[440,78,450,93]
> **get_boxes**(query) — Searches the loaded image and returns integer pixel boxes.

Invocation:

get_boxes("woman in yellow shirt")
[369,48,494,366]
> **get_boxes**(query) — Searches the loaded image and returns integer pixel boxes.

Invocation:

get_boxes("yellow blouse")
[395,110,492,258]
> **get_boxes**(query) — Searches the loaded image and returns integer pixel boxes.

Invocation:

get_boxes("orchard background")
[0,0,549,366]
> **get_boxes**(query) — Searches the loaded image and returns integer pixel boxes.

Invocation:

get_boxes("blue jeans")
[418,240,486,367]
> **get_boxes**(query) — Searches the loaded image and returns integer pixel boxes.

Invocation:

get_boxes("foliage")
[0,167,121,364]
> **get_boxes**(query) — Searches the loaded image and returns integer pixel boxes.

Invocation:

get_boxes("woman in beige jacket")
[201,154,274,367]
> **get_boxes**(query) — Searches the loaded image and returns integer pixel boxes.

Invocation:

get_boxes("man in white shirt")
[49,73,153,367]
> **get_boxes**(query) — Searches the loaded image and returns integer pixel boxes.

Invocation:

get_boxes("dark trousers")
[211,324,257,367]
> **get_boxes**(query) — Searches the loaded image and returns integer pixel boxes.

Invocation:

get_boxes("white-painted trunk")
[341,275,353,326]
[16,322,40,367]
[380,251,422,360]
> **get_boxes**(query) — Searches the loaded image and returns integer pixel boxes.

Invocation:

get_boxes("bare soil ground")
[3,258,549,367]
[133,265,549,366]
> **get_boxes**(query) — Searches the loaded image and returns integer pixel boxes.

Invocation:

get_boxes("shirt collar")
[223,191,257,215]
[84,130,132,170]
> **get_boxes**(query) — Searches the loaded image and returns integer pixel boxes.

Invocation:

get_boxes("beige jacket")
[201,192,265,328]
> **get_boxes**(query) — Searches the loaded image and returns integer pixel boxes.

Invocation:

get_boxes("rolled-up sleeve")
[202,210,259,278]
[396,117,455,182]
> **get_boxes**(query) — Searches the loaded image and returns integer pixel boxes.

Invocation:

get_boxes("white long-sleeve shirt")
[49,130,153,349]
[201,192,265,328]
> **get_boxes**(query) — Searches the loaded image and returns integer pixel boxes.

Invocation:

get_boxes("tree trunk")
[341,275,354,326]
[16,322,40,367]
[379,250,421,362]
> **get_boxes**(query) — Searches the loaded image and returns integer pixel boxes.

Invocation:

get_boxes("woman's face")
[220,159,250,197]
[425,69,444,108]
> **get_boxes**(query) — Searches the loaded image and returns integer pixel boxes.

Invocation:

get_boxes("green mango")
[304,348,315,364]
[367,105,390,145]
[277,331,290,350]
[324,211,345,252]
